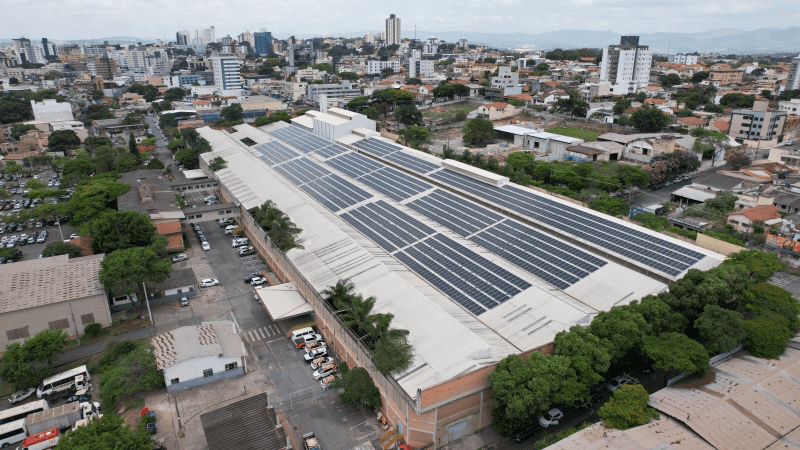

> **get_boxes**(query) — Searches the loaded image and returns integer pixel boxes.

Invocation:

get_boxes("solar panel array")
[407,189,503,237]
[272,158,330,185]
[267,126,332,153]
[396,234,532,315]
[299,174,371,212]
[267,126,305,142]
[254,141,298,166]
[429,169,704,276]
[352,138,403,157]
[340,200,434,252]
[471,221,607,290]
[359,168,433,202]
[383,151,440,174]
[325,152,385,178]
[313,144,349,160]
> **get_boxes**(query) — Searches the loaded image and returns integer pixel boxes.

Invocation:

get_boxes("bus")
[0,399,49,425]
[0,418,27,448]
[37,365,91,398]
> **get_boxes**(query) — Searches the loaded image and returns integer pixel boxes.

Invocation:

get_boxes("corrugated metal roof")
[151,320,244,370]
[671,186,720,202]
[201,393,286,450]
[549,417,714,450]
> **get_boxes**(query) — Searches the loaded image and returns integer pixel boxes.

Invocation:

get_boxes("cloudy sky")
[3,0,799,41]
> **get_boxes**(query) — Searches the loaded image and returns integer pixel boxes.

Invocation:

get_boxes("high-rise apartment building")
[12,38,34,64]
[195,26,216,45]
[668,53,698,65]
[212,54,242,93]
[254,32,273,55]
[385,14,401,46]
[365,32,375,44]
[599,36,652,95]
[788,55,800,91]
[407,58,434,78]
[237,31,255,47]
[176,30,191,46]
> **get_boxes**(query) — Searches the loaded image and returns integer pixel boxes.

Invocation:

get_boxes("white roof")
[306,110,348,126]
[526,131,584,144]
[291,115,314,128]
[151,321,244,370]
[255,282,315,320]
[493,124,535,136]
[182,169,208,179]
[670,186,719,202]
[160,109,198,115]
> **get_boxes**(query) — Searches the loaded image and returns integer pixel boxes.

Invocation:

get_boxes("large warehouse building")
[194,109,725,448]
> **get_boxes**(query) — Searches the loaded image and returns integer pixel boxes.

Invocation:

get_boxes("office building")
[254,31,273,55]
[407,58,434,78]
[385,14,401,46]
[599,36,652,95]
[668,53,698,65]
[31,99,74,122]
[365,32,375,44]
[40,38,56,61]
[12,38,34,64]
[212,54,242,94]
[366,60,401,75]
[729,101,787,143]
[176,30,191,46]
[788,55,800,91]
[306,82,361,102]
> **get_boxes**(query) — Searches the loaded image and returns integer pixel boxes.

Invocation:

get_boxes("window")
[6,326,29,341]
[170,378,180,385]
[80,313,95,324]
[203,369,213,378]
[49,319,70,330]
[225,362,238,371]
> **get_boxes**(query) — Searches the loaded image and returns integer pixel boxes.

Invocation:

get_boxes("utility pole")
[142,282,154,326]
[69,303,80,347]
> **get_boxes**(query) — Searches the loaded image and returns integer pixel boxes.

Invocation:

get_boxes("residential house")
[676,116,707,130]
[193,99,213,111]
[708,70,743,87]
[152,321,247,393]
[476,102,516,120]
[117,169,186,250]
[417,85,436,96]
[726,204,781,232]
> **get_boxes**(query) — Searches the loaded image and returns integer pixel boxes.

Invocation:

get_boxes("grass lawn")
[423,104,477,123]
[545,127,603,142]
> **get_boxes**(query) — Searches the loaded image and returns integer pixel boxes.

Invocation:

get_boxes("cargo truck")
[26,401,101,435]
[21,428,60,450]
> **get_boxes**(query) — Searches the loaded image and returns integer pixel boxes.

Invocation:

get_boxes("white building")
[152,321,246,394]
[365,32,375,45]
[788,55,800,91]
[290,104,376,141]
[31,99,73,122]
[306,82,361,103]
[367,60,401,75]
[423,37,439,55]
[385,14,401,46]
[407,58,434,78]
[194,26,216,46]
[600,36,652,95]
[668,53,699,65]
[780,98,800,114]
[176,30,191,46]
[212,54,243,95]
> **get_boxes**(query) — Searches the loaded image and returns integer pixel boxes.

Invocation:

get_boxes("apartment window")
[49,319,70,330]
[6,326,29,341]
[170,378,180,385]
[225,362,238,371]
[80,313,95,324]
[203,369,213,378]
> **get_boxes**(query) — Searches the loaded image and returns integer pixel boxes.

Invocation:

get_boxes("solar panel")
[325,152,385,178]
[395,234,531,316]
[313,144,349,160]
[339,200,434,252]
[272,157,331,185]
[358,168,433,202]
[254,141,299,166]
[429,169,704,277]
[289,132,332,153]
[352,138,402,157]
[383,151,440,174]
[406,189,503,237]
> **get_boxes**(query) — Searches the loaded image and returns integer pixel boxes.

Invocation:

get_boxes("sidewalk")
[53,326,155,368]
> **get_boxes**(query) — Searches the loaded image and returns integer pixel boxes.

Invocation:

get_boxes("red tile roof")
[483,102,509,109]
[726,205,782,222]
[712,120,729,132]
[67,236,94,257]
[678,117,706,126]
[645,98,666,105]
[156,221,182,235]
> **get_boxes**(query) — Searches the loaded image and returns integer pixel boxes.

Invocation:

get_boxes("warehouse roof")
[151,321,244,370]
[201,393,286,450]
[0,254,105,313]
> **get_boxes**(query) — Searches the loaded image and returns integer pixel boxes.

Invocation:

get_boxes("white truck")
[25,401,101,435]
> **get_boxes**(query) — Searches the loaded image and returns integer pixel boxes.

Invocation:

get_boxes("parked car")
[239,246,255,257]
[606,375,630,392]
[295,334,323,349]
[244,273,262,283]
[303,348,328,361]
[232,238,249,248]
[180,297,189,307]
[250,277,267,286]
[309,357,334,370]
[202,241,211,251]
[66,391,92,404]
[303,432,321,450]
[312,363,337,380]
[69,233,79,239]
[219,218,233,227]
[171,253,188,263]
[303,341,327,353]
[200,278,220,288]
[538,408,564,428]
[8,387,35,404]
[319,374,336,390]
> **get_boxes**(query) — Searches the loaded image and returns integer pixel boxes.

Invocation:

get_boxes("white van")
[224,225,237,235]
[291,327,315,342]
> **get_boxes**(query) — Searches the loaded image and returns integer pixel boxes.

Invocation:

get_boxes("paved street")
[769,272,800,298]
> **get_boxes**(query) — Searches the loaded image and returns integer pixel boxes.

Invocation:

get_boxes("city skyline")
[3,0,800,41]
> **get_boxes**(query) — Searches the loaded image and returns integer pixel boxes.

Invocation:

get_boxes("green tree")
[114,152,140,173]
[362,106,379,120]
[751,67,766,77]
[91,89,104,101]
[163,87,186,101]
[268,215,302,251]
[588,194,630,216]
[588,305,650,362]
[87,210,157,254]
[461,118,495,144]
[401,125,430,148]
[394,104,423,126]
[598,384,659,430]
[338,71,359,81]
[54,414,156,450]
[722,250,785,283]
[334,365,382,409]
[661,73,682,86]
[66,178,131,224]
[97,340,163,405]
[554,326,610,402]
[727,152,752,170]
[554,97,590,117]
[719,93,755,108]
[127,132,138,159]
[632,294,688,335]
[635,92,647,102]
[536,63,550,71]
[695,305,746,355]
[613,99,632,115]
[738,283,800,328]
[175,147,199,168]
[98,247,173,295]
[221,103,243,122]
[0,342,47,391]
[692,71,710,82]
[10,123,37,140]
[48,129,81,151]
[643,332,709,373]
[42,241,83,258]
[406,77,422,85]
[159,113,179,128]
[209,156,227,171]
[372,330,413,374]
[254,111,292,126]
[166,139,186,150]
[744,312,794,359]
[630,106,671,132]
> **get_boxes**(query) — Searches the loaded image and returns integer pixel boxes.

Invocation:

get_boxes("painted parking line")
[244,325,282,342]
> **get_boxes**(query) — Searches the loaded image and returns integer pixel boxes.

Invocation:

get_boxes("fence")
[168,366,244,394]
[240,211,419,416]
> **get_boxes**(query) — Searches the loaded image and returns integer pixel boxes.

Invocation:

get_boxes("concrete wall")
[163,354,242,388]
[0,293,112,347]
[695,233,745,256]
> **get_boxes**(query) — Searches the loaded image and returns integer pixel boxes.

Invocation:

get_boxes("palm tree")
[340,294,379,337]
[322,279,356,311]
[268,215,302,251]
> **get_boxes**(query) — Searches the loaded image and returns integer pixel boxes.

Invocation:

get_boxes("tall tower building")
[254,32,273,56]
[212,54,242,92]
[385,14,401,46]
[365,32,375,44]
[788,55,800,91]
[599,36,652,95]
[176,30,190,46]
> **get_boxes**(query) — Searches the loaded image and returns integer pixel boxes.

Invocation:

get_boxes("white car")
[200,278,219,288]
[538,408,564,428]
[69,233,79,239]
[232,238,249,248]
[8,388,35,404]
[171,253,188,263]
[250,277,267,286]
[309,356,334,370]
[606,375,629,392]
[303,347,328,362]
[202,241,210,251]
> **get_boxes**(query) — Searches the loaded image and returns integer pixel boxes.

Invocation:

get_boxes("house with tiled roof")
[417,85,437,96]
[726,205,782,232]
[156,221,185,252]
[677,116,707,130]
[477,102,517,120]
[709,119,730,133]
[193,99,213,111]
[65,236,95,257]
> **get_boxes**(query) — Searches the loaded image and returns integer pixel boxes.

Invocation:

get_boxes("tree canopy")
[87,210,158,254]
[98,247,172,295]
[53,414,156,450]
[462,118,495,144]
[695,305,746,355]
[630,106,670,132]
[48,130,81,151]
[42,241,83,258]
[0,330,68,390]
[588,305,650,362]
[642,332,709,374]
[334,365,382,410]
[598,385,659,430]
